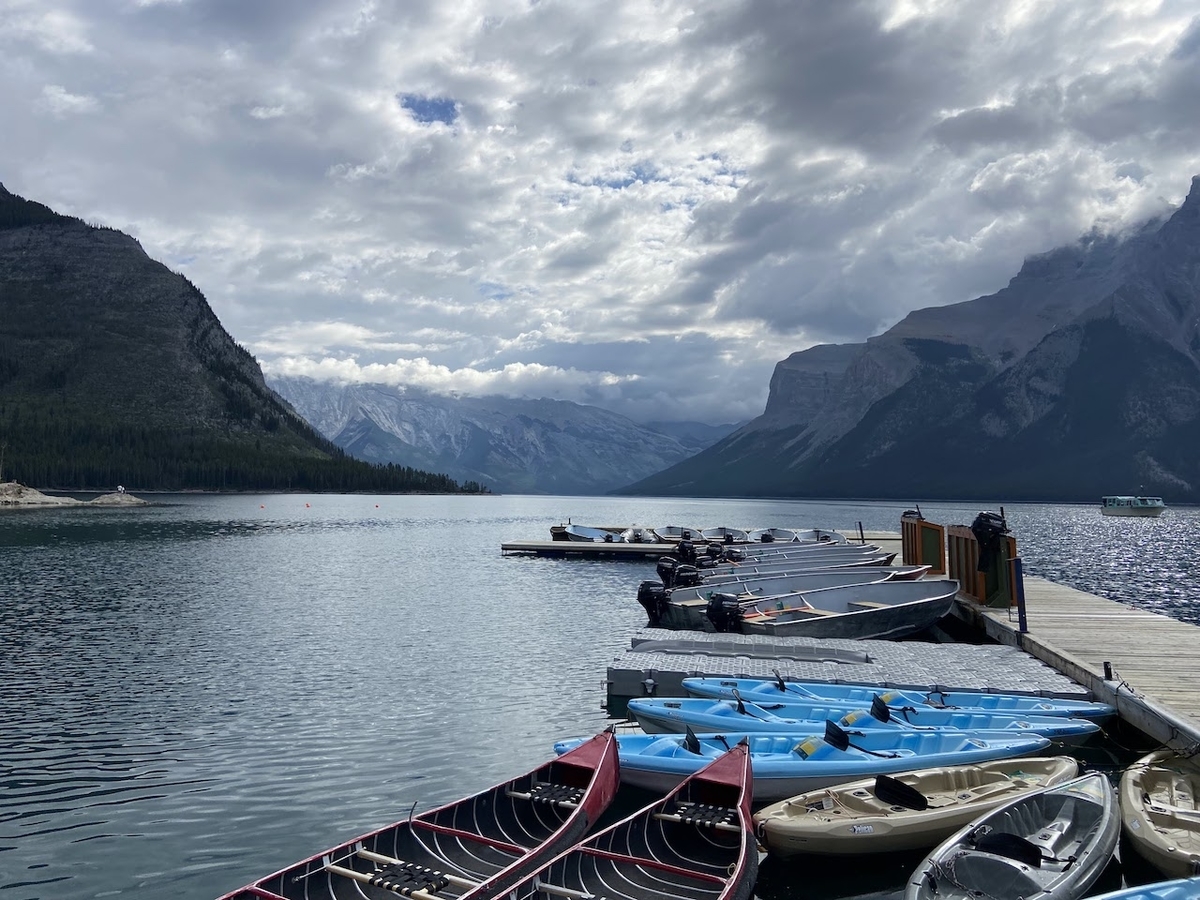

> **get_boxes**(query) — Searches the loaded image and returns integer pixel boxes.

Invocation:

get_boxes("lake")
[1,493,1194,899]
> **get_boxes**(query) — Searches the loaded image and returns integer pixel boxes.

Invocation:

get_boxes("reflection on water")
[0,494,1195,899]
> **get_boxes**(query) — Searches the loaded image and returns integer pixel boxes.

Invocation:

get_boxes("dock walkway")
[955,575,1200,747]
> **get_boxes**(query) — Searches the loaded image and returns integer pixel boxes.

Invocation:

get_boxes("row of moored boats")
[616,522,957,640]
[218,522,1200,900]
[220,672,1200,900]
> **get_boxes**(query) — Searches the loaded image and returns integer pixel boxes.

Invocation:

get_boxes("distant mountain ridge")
[623,176,1200,503]
[0,183,469,492]
[269,376,738,494]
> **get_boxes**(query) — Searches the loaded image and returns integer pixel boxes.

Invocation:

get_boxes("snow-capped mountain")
[269,376,737,495]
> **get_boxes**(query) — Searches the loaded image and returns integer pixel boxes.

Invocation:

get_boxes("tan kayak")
[1121,749,1200,877]
[753,755,1080,856]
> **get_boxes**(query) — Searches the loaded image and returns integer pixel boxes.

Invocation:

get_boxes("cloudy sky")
[3,0,1198,424]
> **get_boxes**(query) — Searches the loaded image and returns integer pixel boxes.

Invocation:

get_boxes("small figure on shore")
[117,485,125,494]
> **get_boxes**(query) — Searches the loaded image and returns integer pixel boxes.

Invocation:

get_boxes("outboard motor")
[656,556,680,589]
[636,580,669,627]
[759,531,774,543]
[723,532,735,544]
[673,564,701,589]
[970,511,1009,572]
[705,593,743,633]
[676,539,697,565]
[701,544,725,566]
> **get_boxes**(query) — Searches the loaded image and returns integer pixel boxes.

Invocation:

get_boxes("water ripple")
[0,494,1190,898]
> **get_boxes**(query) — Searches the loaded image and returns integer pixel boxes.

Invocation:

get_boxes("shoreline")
[0,481,149,508]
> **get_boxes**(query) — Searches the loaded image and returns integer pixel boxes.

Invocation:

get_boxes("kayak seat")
[792,737,839,760]
[972,831,1043,868]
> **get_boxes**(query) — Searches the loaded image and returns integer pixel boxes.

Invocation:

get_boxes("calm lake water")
[1,493,1195,899]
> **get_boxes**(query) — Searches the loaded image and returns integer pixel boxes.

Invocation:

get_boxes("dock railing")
[901,508,1016,608]
[946,519,1017,608]
[900,510,946,574]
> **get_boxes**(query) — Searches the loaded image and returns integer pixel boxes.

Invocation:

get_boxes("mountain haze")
[624,176,1200,503]
[269,376,737,494]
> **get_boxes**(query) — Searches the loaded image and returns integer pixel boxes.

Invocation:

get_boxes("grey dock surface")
[501,539,676,559]
[954,576,1200,746]
[606,628,1092,715]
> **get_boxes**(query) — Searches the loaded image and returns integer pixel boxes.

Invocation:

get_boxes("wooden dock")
[501,529,900,560]
[501,539,677,559]
[954,575,1200,747]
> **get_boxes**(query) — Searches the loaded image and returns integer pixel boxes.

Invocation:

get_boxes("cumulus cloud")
[37,84,99,117]
[2,0,1198,424]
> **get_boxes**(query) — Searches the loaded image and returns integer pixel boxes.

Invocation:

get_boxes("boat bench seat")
[324,848,470,900]
[366,862,453,896]
[847,601,890,610]
[506,781,584,808]
[654,801,741,832]
[778,607,838,617]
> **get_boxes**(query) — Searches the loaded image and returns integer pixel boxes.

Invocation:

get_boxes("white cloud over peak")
[2,0,1199,424]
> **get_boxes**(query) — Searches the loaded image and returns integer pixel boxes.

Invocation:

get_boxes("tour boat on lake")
[1100,495,1166,517]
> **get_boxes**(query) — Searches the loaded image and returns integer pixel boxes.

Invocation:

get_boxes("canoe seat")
[369,863,452,896]
[342,848,482,898]
[506,781,584,808]
[331,857,454,897]
[654,801,742,832]
[847,601,890,609]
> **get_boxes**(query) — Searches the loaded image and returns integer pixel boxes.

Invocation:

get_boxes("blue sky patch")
[399,94,458,125]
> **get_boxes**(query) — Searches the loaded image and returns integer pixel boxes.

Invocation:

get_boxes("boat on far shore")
[1101,495,1166,517]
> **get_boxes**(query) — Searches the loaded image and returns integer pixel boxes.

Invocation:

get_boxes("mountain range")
[0,183,470,493]
[269,376,739,495]
[624,176,1200,503]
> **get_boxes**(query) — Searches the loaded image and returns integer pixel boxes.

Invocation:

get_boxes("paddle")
[731,688,748,715]
[771,667,810,697]
[824,720,900,758]
[683,725,702,754]
[873,774,928,811]
[730,687,774,718]
[870,694,891,723]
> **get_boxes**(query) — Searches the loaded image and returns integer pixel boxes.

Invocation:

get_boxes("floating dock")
[605,628,1092,715]
[501,529,899,560]
[501,539,678,559]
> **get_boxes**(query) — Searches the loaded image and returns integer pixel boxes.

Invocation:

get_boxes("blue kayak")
[626,695,1100,744]
[1087,879,1200,900]
[553,727,1052,802]
[681,676,1116,720]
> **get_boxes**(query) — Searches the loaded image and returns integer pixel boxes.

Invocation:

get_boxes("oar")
[771,668,812,697]
[872,774,928,810]
[870,694,892,723]
[823,720,900,758]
